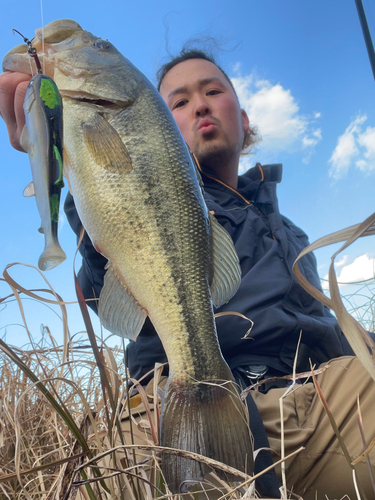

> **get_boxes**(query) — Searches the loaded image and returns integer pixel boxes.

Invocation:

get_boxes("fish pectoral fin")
[23,181,36,198]
[98,265,147,340]
[38,225,44,234]
[209,211,241,308]
[161,377,254,494]
[82,114,132,174]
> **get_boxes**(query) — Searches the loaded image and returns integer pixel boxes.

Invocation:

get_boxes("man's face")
[159,59,249,169]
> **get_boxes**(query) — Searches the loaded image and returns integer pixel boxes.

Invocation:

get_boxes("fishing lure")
[13,29,66,270]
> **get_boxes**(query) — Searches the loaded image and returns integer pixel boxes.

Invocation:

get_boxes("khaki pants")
[253,356,375,500]
[79,356,375,499]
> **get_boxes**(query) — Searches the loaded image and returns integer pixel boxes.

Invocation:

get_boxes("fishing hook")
[12,29,43,74]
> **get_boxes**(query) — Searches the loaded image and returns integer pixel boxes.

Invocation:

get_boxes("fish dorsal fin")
[98,265,147,340]
[23,181,35,197]
[209,211,241,308]
[82,114,132,174]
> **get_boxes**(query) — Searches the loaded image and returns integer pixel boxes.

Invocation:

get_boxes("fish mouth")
[60,90,125,109]
[2,50,127,110]
[3,37,128,110]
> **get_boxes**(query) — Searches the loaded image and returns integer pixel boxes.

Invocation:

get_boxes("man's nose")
[195,99,211,117]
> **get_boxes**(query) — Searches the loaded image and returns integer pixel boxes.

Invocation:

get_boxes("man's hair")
[156,49,235,93]
[156,49,259,154]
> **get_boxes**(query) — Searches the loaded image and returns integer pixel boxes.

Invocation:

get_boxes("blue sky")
[1,0,375,347]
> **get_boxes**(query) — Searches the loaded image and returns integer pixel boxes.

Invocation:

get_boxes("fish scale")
[3,18,254,494]
[65,96,215,378]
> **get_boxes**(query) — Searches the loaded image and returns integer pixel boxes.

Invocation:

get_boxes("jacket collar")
[200,163,283,204]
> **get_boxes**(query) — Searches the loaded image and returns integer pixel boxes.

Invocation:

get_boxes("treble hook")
[12,29,43,74]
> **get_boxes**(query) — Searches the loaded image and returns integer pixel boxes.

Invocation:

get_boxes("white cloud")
[231,70,321,169]
[302,129,322,164]
[302,129,322,149]
[321,253,375,290]
[356,126,375,173]
[336,253,375,284]
[329,114,375,179]
[337,253,375,283]
[334,255,349,268]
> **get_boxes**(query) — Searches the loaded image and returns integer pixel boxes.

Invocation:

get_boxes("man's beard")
[194,138,239,171]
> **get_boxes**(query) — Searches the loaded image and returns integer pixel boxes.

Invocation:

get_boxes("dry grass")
[0,265,267,500]
[341,278,375,333]
[0,336,128,499]
[0,345,68,498]
[0,337,272,500]
[1,215,375,499]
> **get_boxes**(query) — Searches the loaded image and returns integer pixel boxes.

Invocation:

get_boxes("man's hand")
[0,71,31,152]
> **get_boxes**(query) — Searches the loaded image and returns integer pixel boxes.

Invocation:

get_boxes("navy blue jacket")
[64,163,346,381]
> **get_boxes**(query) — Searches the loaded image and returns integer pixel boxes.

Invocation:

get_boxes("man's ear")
[241,109,250,132]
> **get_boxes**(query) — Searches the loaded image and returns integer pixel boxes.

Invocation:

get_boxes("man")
[1,50,375,500]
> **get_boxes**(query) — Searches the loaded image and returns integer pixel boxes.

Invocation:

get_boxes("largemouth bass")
[3,20,253,493]
[21,74,66,271]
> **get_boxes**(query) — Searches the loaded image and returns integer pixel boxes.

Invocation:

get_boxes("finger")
[0,71,30,123]
[0,72,31,151]
[13,80,30,151]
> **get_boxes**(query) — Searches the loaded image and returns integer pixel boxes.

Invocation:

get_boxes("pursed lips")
[195,117,220,133]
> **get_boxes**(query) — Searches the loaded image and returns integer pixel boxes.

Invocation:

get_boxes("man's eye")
[173,100,188,109]
[207,89,222,95]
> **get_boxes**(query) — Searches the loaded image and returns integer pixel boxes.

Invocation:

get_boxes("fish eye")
[94,38,111,49]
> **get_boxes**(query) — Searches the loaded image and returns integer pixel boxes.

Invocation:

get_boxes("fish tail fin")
[160,377,253,494]
[38,239,66,271]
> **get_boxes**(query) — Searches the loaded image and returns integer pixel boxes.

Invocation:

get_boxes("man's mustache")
[193,116,221,133]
